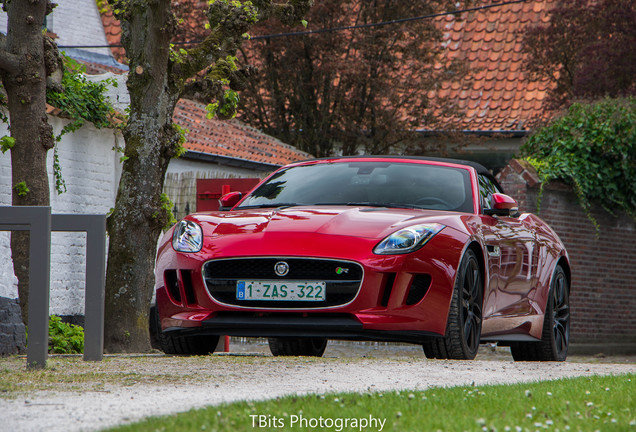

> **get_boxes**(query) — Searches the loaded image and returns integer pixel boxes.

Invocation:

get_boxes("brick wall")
[497,160,636,354]
[0,115,122,316]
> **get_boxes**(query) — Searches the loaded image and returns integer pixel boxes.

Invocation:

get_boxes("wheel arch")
[534,254,571,341]
[423,240,485,360]
[466,240,486,293]
[556,256,571,293]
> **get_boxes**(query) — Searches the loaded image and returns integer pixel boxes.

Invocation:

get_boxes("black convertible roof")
[303,155,502,190]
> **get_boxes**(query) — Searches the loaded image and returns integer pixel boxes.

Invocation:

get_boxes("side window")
[478,175,501,212]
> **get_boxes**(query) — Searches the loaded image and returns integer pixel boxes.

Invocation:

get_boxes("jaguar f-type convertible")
[153,156,571,361]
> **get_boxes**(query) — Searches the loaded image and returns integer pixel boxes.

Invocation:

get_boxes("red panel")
[196,178,260,212]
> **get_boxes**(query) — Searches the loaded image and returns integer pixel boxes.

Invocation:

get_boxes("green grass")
[108,374,635,432]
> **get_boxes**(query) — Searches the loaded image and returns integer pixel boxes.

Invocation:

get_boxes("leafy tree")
[0,0,62,324]
[103,0,311,352]
[524,0,636,108]
[521,98,636,229]
[237,0,467,157]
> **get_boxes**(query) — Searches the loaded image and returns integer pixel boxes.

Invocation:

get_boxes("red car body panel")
[154,157,570,345]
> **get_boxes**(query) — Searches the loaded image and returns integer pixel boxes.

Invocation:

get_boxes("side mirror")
[219,191,242,211]
[484,193,518,217]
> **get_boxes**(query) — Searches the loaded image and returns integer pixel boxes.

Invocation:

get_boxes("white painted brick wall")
[0,113,122,316]
[1,108,266,316]
[0,155,17,300]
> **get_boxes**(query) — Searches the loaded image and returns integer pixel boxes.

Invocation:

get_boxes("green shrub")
[48,315,84,354]
[521,97,636,229]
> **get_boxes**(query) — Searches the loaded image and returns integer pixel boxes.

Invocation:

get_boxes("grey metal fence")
[0,206,106,369]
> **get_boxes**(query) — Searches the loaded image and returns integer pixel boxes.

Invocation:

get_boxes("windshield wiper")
[236,203,300,210]
[313,202,420,210]
[240,202,422,210]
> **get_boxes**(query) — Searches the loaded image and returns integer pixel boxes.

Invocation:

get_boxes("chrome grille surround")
[203,257,364,309]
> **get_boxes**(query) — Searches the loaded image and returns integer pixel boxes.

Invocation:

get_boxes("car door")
[478,175,538,320]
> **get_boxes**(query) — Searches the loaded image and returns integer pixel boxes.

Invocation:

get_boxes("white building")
[0,0,310,320]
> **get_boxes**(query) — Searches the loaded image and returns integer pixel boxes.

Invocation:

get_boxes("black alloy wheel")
[423,249,483,360]
[510,265,570,361]
[268,337,328,357]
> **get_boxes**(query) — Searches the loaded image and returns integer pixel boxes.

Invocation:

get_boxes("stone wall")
[0,297,26,356]
[497,159,636,354]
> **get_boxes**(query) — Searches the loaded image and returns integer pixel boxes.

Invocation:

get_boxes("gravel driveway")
[2,341,635,432]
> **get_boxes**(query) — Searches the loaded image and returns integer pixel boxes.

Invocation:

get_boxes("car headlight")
[172,220,203,253]
[374,223,445,255]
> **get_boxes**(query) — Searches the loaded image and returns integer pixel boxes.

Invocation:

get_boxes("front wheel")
[153,305,219,355]
[423,249,483,360]
[510,265,570,361]
[268,337,328,357]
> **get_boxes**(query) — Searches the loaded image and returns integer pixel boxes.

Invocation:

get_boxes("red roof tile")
[80,61,126,75]
[99,7,126,63]
[97,1,557,135]
[173,99,311,166]
[429,0,557,132]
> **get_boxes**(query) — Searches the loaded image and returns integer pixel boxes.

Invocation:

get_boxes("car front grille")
[203,258,363,308]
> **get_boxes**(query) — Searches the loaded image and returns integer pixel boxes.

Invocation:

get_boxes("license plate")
[236,281,326,301]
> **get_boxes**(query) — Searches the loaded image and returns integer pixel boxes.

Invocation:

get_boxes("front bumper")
[163,312,440,344]
[155,232,468,342]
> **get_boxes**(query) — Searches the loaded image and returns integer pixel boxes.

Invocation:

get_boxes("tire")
[153,306,219,355]
[268,337,328,357]
[423,249,483,360]
[149,304,161,350]
[510,265,570,362]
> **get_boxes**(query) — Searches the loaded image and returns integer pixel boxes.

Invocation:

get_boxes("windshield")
[238,161,474,213]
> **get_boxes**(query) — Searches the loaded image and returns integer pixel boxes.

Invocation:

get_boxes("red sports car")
[153,156,571,361]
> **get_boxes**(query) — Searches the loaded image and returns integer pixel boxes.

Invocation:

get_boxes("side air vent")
[380,273,396,307]
[164,270,181,304]
[181,270,197,305]
[406,274,432,306]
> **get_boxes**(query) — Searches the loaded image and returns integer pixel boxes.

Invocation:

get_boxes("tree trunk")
[0,0,55,324]
[103,0,180,352]
[102,0,312,352]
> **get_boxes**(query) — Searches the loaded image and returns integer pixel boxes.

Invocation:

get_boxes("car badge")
[274,261,290,277]
[336,267,349,275]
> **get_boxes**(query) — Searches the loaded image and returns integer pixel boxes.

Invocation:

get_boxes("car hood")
[191,206,466,240]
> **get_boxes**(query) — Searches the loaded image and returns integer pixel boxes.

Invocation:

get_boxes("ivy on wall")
[1,55,117,194]
[521,97,636,230]
[46,55,117,193]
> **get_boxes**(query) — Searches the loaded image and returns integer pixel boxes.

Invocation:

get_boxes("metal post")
[51,214,106,361]
[84,216,106,361]
[0,206,51,369]
[27,208,51,369]
[1,207,107,368]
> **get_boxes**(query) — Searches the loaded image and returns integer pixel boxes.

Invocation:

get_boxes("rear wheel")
[423,249,483,360]
[153,306,219,355]
[510,265,569,361]
[268,337,328,357]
